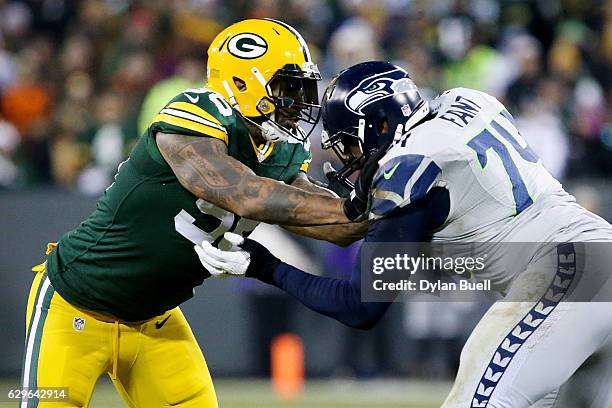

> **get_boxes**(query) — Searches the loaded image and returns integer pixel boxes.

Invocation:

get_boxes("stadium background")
[0,0,611,406]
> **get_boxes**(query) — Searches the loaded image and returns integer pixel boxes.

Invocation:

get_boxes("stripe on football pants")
[470,244,576,408]
[21,277,54,408]
[19,273,46,406]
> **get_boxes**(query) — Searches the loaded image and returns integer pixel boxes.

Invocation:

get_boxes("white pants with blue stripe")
[441,243,612,408]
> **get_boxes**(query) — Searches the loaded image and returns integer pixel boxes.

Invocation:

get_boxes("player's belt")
[77,308,151,326]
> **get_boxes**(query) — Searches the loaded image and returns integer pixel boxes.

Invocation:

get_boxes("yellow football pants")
[21,261,218,408]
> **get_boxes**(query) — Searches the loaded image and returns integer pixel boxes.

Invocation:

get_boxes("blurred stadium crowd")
[1,0,612,380]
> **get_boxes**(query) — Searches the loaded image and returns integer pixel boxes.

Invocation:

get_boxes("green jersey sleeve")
[149,88,235,144]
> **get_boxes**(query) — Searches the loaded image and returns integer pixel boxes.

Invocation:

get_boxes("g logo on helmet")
[227,33,268,59]
[345,69,416,115]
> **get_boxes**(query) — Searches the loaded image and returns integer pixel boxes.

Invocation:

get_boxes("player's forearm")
[273,173,361,232]
[157,132,351,226]
[234,174,349,226]
[282,221,368,246]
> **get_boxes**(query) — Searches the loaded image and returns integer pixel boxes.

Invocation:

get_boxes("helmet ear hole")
[377,117,389,134]
[383,119,389,134]
[233,77,247,92]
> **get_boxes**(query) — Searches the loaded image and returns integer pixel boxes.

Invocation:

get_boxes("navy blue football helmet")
[321,61,430,182]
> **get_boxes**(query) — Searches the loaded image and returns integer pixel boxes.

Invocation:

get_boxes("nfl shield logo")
[401,104,412,116]
[73,317,85,331]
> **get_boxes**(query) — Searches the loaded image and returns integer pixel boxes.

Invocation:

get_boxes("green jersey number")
[175,200,258,250]
[182,88,233,117]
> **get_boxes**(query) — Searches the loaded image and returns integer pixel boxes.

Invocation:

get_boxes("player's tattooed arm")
[156,133,351,226]
[290,172,338,197]
[283,173,367,245]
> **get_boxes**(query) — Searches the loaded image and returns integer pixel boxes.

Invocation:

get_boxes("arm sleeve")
[265,189,449,329]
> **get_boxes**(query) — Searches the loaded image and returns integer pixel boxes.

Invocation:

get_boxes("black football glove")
[240,237,281,284]
[342,146,389,221]
[305,163,354,198]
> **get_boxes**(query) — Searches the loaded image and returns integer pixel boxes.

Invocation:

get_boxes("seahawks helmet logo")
[345,69,417,115]
[227,33,268,59]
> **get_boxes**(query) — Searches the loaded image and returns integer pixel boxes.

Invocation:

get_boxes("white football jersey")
[370,87,612,289]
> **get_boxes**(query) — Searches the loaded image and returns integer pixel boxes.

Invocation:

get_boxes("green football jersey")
[46,88,312,322]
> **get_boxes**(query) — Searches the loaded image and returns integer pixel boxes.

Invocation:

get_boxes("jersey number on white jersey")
[466,110,539,214]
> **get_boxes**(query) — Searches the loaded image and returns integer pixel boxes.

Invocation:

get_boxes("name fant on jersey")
[438,94,482,128]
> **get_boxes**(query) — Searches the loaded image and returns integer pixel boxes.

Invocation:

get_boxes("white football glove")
[194,232,251,278]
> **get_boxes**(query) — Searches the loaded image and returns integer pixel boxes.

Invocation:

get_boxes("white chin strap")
[260,119,291,143]
[260,118,305,144]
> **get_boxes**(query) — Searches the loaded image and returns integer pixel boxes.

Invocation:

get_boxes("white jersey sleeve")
[369,147,442,218]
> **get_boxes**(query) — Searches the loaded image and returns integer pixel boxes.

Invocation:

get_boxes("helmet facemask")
[321,130,360,189]
[250,64,321,144]
[321,117,384,187]
[268,64,320,124]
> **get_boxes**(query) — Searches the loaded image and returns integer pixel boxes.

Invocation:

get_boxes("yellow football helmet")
[207,18,321,143]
